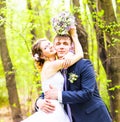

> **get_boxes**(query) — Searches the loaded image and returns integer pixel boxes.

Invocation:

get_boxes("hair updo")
[31,38,47,71]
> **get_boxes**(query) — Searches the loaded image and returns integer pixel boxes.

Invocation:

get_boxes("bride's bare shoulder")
[41,61,58,81]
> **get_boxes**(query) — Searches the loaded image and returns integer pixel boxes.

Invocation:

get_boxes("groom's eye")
[63,42,68,45]
[55,42,60,45]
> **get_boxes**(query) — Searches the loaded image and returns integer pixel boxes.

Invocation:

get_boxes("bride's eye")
[44,45,49,50]
[44,46,47,50]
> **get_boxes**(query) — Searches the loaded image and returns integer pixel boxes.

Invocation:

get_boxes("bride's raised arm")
[64,26,84,66]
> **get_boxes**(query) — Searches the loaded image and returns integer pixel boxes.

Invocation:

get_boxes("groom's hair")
[54,34,73,44]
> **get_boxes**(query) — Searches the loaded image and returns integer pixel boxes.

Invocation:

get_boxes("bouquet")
[52,11,76,35]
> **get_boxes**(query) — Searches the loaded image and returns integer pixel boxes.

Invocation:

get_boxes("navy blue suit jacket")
[62,59,112,122]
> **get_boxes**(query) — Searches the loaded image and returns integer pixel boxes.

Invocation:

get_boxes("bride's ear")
[40,53,49,60]
[40,54,46,59]
[41,53,49,60]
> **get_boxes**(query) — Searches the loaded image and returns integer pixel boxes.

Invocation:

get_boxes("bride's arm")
[63,26,83,66]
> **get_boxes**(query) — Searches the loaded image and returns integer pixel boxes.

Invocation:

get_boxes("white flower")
[68,73,78,83]
[52,11,76,35]
[34,53,39,61]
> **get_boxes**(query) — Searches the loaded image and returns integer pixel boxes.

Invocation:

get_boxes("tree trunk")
[88,0,108,89]
[97,0,120,121]
[72,0,89,59]
[0,1,22,122]
[26,0,42,98]
[26,0,36,43]
[116,0,120,22]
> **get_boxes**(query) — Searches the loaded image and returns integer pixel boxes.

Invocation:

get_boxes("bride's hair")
[31,38,47,71]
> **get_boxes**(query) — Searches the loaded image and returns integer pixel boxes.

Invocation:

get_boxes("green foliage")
[91,9,120,44]
[79,1,111,108]
[0,76,8,107]
[4,0,41,105]
[109,85,120,91]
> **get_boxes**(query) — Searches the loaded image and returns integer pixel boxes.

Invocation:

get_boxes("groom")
[35,34,112,122]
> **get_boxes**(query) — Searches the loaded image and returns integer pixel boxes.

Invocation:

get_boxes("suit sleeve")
[62,59,97,104]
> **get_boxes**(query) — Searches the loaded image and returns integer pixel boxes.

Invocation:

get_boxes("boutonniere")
[68,73,78,83]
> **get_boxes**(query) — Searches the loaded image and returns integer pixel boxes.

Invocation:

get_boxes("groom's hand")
[45,85,58,100]
[37,98,55,113]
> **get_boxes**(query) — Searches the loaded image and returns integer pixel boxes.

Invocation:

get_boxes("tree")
[84,0,120,121]
[97,0,120,121]
[26,0,36,43]
[116,0,120,22]
[0,1,22,122]
[72,0,89,59]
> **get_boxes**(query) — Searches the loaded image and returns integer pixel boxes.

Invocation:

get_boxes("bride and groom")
[22,26,112,122]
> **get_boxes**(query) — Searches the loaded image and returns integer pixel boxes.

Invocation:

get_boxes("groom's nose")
[59,44,64,48]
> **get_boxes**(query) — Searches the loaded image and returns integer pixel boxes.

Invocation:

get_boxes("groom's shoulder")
[68,59,92,72]
[69,58,92,69]
[75,58,93,69]
[77,58,91,65]
[74,59,93,72]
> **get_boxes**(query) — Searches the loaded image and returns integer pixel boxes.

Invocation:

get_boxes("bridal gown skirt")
[21,100,70,122]
[21,72,70,122]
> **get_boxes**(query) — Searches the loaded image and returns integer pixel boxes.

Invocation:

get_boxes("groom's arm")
[35,93,44,111]
[35,93,56,113]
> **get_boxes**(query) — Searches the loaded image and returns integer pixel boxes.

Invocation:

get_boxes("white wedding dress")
[21,71,70,122]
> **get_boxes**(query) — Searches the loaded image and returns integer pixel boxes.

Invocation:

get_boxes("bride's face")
[40,40,56,58]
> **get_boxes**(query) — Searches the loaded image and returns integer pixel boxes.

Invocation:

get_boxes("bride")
[21,26,83,122]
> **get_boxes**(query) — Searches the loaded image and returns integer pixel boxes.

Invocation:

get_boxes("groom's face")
[54,36,71,59]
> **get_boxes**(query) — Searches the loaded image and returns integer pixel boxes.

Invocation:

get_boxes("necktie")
[62,69,72,122]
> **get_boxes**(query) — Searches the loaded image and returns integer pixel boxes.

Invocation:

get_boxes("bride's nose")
[49,44,53,48]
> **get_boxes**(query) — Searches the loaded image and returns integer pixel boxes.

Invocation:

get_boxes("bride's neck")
[47,56,56,61]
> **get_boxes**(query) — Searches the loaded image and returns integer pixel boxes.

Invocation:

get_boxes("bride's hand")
[68,25,77,36]
[37,99,55,113]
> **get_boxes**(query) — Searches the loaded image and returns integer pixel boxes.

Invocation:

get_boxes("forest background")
[0,0,120,122]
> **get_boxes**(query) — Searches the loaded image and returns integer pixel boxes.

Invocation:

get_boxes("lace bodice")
[42,71,64,92]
